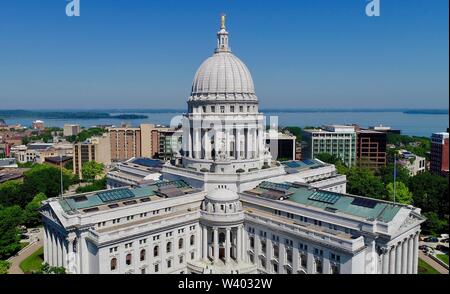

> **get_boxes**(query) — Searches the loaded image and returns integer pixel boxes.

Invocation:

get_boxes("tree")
[0,260,10,274]
[378,163,410,186]
[76,178,106,193]
[283,126,302,142]
[22,164,73,200]
[24,193,47,227]
[408,172,449,218]
[422,212,448,236]
[37,263,67,274]
[0,206,24,259]
[316,153,343,166]
[345,167,386,199]
[81,161,104,181]
[0,180,25,207]
[386,181,413,205]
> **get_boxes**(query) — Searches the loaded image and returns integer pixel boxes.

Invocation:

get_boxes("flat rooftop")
[58,180,200,214]
[244,181,403,222]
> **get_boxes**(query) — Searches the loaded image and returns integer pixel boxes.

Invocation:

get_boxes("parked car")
[20,234,30,240]
[424,237,439,243]
[436,245,449,253]
[29,228,40,233]
[441,238,449,244]
[419,245,428,251]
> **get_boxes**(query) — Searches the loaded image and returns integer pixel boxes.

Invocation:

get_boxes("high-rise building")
[73,134,111,179]
[301,125,357,167]
[355,128,387,169]
[63,124,81,137]
[430,132,449,176]
[41,16,424,275]
[265,131,296,161]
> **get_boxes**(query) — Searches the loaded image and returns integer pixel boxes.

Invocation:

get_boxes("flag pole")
[393,153,396,203]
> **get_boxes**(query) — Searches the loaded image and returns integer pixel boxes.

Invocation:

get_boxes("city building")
[106,157,163,189]
[397,150,426,176]
[0,158,18,169]
[368,125,401,135]
[12,143,54,163]
[265,131,296,161]
[108,124,149,162]
[430,132,449,176]
[73,135,111,179]
[41,16,424,275]
[295,142,302,161]
[355,127,387,169]
[301,125,357,167]
[64,124,81,137]
[32,120,45,130]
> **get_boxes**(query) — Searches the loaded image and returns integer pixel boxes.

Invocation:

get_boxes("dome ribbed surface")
[189,52,257,102]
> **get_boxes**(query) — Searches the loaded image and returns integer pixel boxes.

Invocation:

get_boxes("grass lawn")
[436,254,449,265]
[418,258,440,274]
[19,247,43,274]
[20,242,30,249]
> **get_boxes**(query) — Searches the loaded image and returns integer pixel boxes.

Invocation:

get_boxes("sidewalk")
[419,251,449,274]
[8,231,43,274]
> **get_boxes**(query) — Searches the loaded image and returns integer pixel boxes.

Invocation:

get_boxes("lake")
[3,111,449,137]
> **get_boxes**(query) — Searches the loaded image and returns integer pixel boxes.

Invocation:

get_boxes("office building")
[430,132,449,176]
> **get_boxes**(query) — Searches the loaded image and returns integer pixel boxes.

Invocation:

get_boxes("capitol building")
[40,16,425,274]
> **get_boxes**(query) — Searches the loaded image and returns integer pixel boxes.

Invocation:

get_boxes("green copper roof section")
[59,184,160,213]
[285,186,402,222]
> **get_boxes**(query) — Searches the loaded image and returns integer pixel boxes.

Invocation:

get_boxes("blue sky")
[0,0,448,109]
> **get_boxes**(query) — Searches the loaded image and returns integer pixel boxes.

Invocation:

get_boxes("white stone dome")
[190,52,256,101]
[189,17,257,102]
[206,188,240,202]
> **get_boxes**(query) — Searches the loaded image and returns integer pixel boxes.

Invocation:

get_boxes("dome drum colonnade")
[200,188,245,264]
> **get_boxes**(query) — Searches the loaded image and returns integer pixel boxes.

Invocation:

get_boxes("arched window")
[154,245,159,257]
[110,258,117,271]
[178,238,184,249]
[140,249,146,261]
[190,235,195,246]
[166,242,172,253]
[126,254,132,266]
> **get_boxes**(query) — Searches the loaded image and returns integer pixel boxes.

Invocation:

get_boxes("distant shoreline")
[0,108,448,119]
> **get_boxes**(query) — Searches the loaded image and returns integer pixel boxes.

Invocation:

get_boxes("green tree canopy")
[0,260,10,274]
[282,126,302,142]
[386,181,413,205]
[345,167,386,200]
[22,164,73,200]
[378,163,411,186]
[0,206,24,259]
[24,192,48,227]
[422,212,449,236]
[408,171,449,218]
[81,161,104,181]
[0,180,25,207]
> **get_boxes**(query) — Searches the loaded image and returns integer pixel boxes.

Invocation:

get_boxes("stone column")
[57,235,63,267]
[202,226,208,261]
[48,229,53,266]
[225,228,231,263]
[402,239,408,274]
[236,128,241,160]
[395,242,402,274]
[412,233,419,274]
[246,128,251,159]
[213,228,219,262]
[292,247,299,273]
[236,226,242,261]
[67,237,75,274]
[61,238,67,268]
[382,249,390,274]
[407,236,414,274]
[389,246,396,274]
[279,243,286,274]
[43,226,49,263]
[52,231,57,267]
